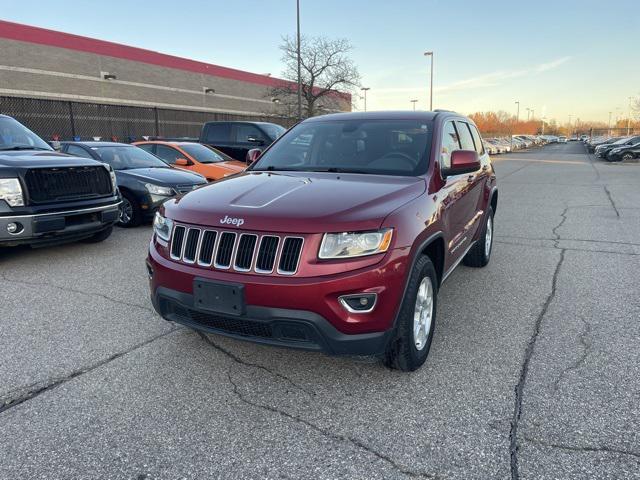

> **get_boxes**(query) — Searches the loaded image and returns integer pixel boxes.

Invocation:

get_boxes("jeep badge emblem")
[220,215,245,227]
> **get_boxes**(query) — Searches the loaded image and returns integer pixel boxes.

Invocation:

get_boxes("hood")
[118,167,205,185]
[164,171,426,233]
[0,151,102,169]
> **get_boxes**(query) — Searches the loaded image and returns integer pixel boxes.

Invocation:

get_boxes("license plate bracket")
[193,279,245,316]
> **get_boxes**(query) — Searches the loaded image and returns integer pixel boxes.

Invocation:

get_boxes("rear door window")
[468,124,485,155]
[66,145,93,159]
[205,124,231,143]
[137,144,156,154]
[455,121,476,151]
[233,124,268,144]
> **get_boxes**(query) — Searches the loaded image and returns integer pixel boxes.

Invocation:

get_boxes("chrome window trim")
[254,235,280,274]
[233,233,258,272]
[276,236,305,275]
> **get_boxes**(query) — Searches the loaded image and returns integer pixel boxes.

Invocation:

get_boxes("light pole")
[512,101,520,150]
[568,115,573,136]
[296,0,302,120]
[541,117,546,135]
[531,109,535,120]
[628,96,633,135]
[361,87,370,112]
[608,111,612,137]
[526,108,530,121]
[410,99,418,111]
[424,51,434,110]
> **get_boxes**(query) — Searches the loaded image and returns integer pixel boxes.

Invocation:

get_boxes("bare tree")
[268,35,361,119]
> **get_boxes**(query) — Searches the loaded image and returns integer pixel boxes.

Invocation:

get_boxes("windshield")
[261,123,287,140]
[92,145,169,170]
[613,137,631,145]
[0,117,53,151]
[251,120,433,176]
[180,143,230,164]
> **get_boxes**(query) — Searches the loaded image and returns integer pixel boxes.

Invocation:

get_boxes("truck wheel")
[83,226,113,243]
[463,206,494,268]
[118,192,141,227]
[383,255,438,372]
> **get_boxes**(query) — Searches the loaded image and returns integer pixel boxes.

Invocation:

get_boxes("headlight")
[153,212,173,242]
[106,166,117,192]
[319,229,393,259]
[145,183,173,196]
[0,178,24,207]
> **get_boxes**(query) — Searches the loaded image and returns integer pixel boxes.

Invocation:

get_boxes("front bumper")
[0,201,120,246]
[151,285,391,355]
[147,237,410,354]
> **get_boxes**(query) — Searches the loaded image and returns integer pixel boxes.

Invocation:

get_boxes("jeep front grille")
[169,224,303,275]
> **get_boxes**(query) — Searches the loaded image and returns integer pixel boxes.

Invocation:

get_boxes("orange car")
[133,141,246,181]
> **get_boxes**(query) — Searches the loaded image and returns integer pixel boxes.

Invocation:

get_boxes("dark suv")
[148,111,497,371]
[0,115,120,247]
[199,121,286,161]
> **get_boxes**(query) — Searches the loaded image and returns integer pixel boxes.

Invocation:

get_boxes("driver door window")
[234,125,266,144]
[155,145,181,165]
[441,121,460,169]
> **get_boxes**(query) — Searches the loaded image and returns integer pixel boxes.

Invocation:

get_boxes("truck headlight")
[0,178,25,207]
[319,229,393,259]
[153,212,173,242]
[145,183,173,196]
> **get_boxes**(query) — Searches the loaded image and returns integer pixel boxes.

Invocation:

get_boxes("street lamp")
[424,51,434,110]
[531,109,535,120]
[361,87,371,112]
[512,101,520,150]
[526,108,530,121]
[410,99,418,111]
[296,0,302,120]
[628,96,633,135]
[608,111,612,137]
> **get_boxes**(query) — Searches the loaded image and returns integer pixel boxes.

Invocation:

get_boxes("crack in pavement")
[603,186,621,218]
[0,272,155,314]
[524,435,640,460]
[225,371,441,479]
[495,240,640,257]
[509,206,568,480]
[196,331,316,398]
[0,327,181,415]
[552,315,593,392]
[497,234,640,248]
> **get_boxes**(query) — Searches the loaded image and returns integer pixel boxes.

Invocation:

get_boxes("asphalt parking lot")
[1,141,639,480]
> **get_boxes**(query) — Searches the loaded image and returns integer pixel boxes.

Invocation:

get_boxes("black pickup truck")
[0,115,121,247]
[199,121,286,162]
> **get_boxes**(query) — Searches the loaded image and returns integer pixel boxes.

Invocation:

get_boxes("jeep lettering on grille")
[219,215,245,227]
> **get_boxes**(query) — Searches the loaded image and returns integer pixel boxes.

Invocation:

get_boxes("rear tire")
[383,255,438,372]
[463,206,494,268]
[622,153,634,161]
[118,192,142,227]
[83,226,113,243]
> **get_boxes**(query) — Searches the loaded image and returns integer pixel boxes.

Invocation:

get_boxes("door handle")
[467,175,474,183]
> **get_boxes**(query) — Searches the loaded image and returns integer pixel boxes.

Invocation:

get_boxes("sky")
[1,0,638,123]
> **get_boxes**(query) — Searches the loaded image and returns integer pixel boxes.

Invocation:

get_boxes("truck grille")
[25,166,112,204]
[169,224,303,275]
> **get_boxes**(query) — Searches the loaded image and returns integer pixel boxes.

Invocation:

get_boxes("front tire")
[118,192,142,227]
[463,206,494,268]
[383,255,438,372]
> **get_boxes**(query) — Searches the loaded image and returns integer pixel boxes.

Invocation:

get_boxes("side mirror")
[442,150,480,177]
[246,148,262,164]
[175,158,190,166]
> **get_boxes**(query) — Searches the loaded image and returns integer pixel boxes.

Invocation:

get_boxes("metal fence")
[0,96,296,142]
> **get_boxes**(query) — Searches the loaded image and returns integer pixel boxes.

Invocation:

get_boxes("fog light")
[339,293,377,313]
[7,222,23,234]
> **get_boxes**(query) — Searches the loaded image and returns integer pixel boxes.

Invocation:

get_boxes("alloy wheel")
[119,197,133,225]
[485,215,493,258]
[413,277,434,350]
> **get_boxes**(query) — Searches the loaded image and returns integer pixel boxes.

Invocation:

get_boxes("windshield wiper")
[0,146,52,151]
[307,167,370,174]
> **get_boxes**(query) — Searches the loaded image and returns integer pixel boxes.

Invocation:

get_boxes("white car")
[558,136,567,143]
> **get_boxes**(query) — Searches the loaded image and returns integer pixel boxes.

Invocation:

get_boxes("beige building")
[0,20,350,139]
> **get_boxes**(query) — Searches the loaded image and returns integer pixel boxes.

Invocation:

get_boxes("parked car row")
[587,135,640,162]
[1,117,287,236]
[482,134,553,154]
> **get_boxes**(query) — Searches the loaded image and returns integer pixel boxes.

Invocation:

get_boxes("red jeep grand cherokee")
[147,111,497,371]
